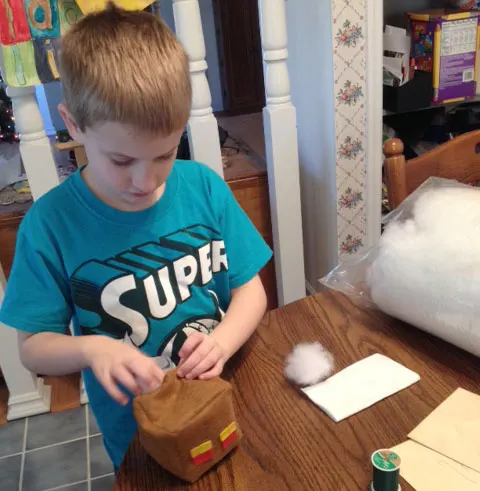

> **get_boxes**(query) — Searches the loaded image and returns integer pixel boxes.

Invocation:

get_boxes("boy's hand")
[85,336,164,406]
[176,332,227,381]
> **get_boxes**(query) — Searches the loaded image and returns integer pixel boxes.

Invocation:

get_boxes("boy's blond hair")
[59,3,191,134]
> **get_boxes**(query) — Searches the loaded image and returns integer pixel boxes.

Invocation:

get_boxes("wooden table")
[114,292,480,490]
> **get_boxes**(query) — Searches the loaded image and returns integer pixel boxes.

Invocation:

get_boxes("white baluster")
[80,377,89,405]
[7,86,59,199]
[68,321,89,404]
[0,84,58,419]
[0,264,51,420]
[258,0,306,305]
[173,0,223,176]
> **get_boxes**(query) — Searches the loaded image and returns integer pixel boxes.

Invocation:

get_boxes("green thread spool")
[370,449,401,491]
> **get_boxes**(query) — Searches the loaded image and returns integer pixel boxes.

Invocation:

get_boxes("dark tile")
[88,405,100,435]
[0,454,21,490]
[89,435,113,479]
[26,407,86,450]
[0,419,25,457]
[23,439,87,491]
[91,474,115,491]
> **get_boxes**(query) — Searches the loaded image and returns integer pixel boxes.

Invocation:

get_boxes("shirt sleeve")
[216,177,273,290]
[0,227,72,334]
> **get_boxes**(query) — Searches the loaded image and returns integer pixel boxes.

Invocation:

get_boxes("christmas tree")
[0,76,18,143]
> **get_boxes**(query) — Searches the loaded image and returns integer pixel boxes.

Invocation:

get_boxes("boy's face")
[59,104,184,212]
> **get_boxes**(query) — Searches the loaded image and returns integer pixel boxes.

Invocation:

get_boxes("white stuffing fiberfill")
[368,183,480,357]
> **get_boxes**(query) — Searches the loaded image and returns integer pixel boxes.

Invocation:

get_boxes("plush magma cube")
[133,369,242,483]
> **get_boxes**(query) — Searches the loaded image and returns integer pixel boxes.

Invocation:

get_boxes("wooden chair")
[54,140,88,167]
[383,130,480,209]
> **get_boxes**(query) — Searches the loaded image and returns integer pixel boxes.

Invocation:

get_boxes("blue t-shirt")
[0,160,272,467]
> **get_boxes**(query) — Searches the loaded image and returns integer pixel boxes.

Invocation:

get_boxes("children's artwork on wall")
[33,38,60,83]
[57,0,82,31]
[0,0,31,46]
[0,0,154,87]
[25,0,61,39]
[75,0,154,14]
[2,41,41,86]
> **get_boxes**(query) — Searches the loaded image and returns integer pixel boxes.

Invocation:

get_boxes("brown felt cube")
[133,369,242,483]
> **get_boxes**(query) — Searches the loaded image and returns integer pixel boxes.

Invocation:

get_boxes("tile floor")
[0,405,114,491]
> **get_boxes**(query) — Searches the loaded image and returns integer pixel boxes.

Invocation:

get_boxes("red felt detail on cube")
[0,0,31,45]
[221,431,238,449]
[192,449,214,466]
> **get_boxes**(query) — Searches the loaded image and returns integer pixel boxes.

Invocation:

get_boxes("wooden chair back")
[383,130,480,209]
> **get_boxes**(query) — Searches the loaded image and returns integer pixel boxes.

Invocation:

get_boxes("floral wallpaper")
[332,0,367,257]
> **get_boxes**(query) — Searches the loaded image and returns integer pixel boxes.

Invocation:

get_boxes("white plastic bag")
[321,177,480,358]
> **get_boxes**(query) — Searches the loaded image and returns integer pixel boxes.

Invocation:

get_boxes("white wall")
[36,84,58,135]
[43,81,66,131]
[286,0,338,290]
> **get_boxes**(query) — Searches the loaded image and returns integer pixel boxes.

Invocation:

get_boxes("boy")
[0,4,271,470]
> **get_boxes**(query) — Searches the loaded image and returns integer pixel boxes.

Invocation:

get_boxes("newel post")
[258,0,306,305]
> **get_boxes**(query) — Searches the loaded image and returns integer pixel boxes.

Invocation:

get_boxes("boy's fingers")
[139,368,164,394]
[99,372,128,405]
[153,366,165,385]
[137,378,159,394]
[129,360,164,393]
[178,333,204,361]
[184,350,218,380]
[198,360,224,380]
[112,365,140,396]
[177,342,213,378]
[128,358,154,382]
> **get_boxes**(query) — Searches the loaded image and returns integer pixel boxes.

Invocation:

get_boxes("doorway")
[212,0,265,115]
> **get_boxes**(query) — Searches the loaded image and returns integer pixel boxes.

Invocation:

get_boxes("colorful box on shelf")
[407,9,480,104]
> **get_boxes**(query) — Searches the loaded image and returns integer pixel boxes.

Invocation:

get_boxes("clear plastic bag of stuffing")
[320,176,480,358]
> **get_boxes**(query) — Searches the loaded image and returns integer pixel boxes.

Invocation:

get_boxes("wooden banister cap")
[384,138,404,157]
